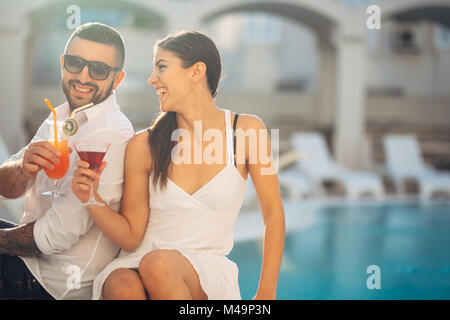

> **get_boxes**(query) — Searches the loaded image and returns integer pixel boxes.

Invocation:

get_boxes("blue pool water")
[229,202,450,299]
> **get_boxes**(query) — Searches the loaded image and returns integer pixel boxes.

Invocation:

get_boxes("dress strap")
[224,109,233,165]
[224,109,239,167]
[233,113,239,168]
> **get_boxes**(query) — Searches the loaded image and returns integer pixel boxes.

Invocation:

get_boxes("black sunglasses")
[63,54,121,81]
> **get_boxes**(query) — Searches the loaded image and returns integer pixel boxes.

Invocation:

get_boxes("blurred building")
[1,0,449,170]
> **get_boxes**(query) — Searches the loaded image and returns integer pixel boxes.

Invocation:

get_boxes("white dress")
[92,109,248,299]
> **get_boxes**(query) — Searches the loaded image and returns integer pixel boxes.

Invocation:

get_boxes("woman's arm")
[242,115,286,300]
[72,131,151,252]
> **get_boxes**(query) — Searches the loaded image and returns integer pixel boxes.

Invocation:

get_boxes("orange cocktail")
[44,139,70,179]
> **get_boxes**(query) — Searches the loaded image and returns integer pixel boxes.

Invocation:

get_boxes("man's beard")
[62,78,114,111]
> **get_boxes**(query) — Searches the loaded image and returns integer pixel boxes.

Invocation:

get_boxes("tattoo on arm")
[0,161,29,198]
[0,222,41,256]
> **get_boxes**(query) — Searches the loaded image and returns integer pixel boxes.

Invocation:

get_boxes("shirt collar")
[82,91,119,122]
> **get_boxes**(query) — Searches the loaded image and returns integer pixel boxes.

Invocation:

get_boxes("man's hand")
[0,141,63,199]
[21,141,62,179]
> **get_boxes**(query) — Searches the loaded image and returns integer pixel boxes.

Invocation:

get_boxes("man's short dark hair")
[65,22,125,69]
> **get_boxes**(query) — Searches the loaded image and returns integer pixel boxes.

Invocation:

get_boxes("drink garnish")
[62,102,94,138]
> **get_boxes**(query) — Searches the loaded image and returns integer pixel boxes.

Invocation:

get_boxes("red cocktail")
[76,150,106,171]
[73,141,111,206]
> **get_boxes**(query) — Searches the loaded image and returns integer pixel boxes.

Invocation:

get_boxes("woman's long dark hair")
[148,30,222,190]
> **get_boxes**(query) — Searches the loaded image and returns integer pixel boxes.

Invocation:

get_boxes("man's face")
[61,37,124,110]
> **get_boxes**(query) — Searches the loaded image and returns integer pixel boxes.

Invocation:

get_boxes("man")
[0,22,134,299]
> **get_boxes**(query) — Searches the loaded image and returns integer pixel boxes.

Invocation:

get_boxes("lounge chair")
[241,167,315,212]
[241,150,316,211]
[290,132,384,200]
[383,134,450,201]
[278,168,316,201]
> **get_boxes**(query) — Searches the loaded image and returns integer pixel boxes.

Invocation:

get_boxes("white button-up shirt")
[5,92,134,299]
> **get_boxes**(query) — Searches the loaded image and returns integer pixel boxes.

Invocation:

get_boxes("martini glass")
[73,141,111,207]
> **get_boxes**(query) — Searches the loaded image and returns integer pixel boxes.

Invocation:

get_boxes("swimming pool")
[229,201,450,300]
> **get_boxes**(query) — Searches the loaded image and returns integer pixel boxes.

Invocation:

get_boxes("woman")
[72,30,285,300]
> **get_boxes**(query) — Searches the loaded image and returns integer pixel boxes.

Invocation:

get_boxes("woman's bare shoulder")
[128,129,150,149]
[125,129,152,169]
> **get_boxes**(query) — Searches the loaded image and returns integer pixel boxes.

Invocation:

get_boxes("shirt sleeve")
[33,129,132,254]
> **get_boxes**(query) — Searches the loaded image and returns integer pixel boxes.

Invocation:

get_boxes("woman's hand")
[71,160,107,203]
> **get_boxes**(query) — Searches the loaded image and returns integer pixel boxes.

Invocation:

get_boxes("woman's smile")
[156,87,168,105]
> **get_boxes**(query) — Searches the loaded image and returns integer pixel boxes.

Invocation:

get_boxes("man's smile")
[71,82,97,98]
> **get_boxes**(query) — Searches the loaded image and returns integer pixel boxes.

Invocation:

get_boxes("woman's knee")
[138,250,207,299]
[103,268,146,300]
[138,250,177,284]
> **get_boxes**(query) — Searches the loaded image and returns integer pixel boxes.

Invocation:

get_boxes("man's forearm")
[0,160,29,198]
[0,222,41,256]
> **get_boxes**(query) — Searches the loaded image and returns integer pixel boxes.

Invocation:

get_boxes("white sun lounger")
[290,132,384,200]
[240,142,317,211]
[383,134,450,201]
[241,165,315,211]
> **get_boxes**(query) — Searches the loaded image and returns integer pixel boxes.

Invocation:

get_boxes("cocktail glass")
[42,121,70,197]
[73,140,111,207]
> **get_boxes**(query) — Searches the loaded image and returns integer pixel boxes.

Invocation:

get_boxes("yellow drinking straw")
[44,98,58,146]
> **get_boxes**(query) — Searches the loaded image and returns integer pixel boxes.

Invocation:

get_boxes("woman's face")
[147,48,193,112]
